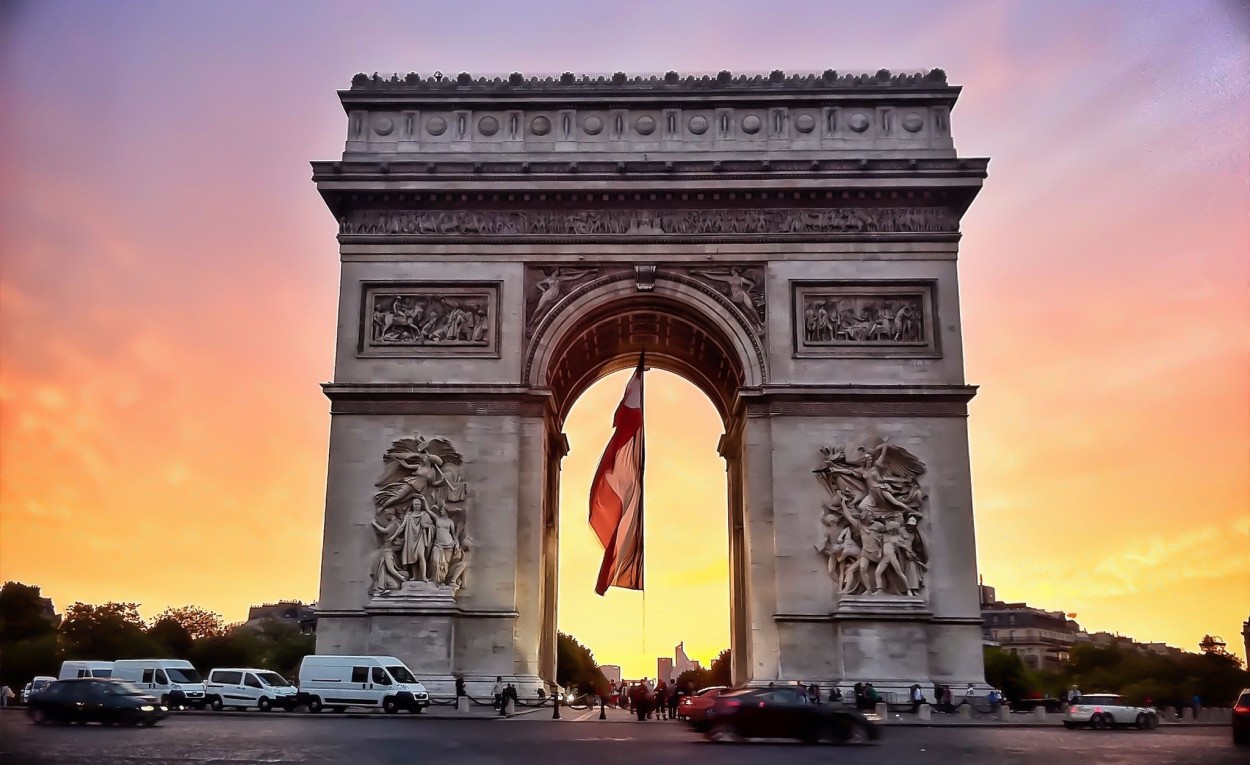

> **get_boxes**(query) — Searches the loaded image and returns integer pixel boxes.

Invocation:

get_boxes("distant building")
[657,657,674,684]
[1243,617,1249,663]
[244,601,316,634]
[600,665,621,685]
[674,642,698,677]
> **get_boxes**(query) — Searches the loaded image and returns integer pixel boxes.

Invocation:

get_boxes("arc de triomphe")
[312,69,989,697]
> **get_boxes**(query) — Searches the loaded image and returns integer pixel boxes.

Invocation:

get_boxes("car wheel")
[1093,713,1111,730]
[1062,721,1076,729]
[411,706,423,714]
[1148,714,1160,730]
[258,697,272,712]
[332,706,346,713]
[307,697,323,714]
[705,721,740,743]
[842,722,870,745]
[209,697,223,712]
[142,719,159,727]
[1234,728,1249,745]
[383,698,399,714]
[1135,713,1150,730]
[28,709,46,726]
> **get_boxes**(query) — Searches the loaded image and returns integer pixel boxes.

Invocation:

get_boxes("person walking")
[668,684,681,720]
[0,685,13,707]
[853,682,865,710]
[655,681,668,720]
[807,683,821,705]
[492,677,504,711]
[962,683,976,706]
[910,683,924,714]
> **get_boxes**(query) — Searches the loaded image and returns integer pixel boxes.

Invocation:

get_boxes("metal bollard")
[456,696,468,714]
[504,697,515,717]
[1031,707,1047,722]
[874,702,888,722]
[552,693,561,719]
[599,695,607,720]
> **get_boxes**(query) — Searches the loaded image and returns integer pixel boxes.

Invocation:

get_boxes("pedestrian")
[807,683,821,705]
[962,683,975,706]
[830,686,842,703]
[910,683,924,713]
[1192,694,1202,716]
[865,683,879,709]
[0,685,13,707]
[942,685,953,711]
[853,682,865,710]
[492,676,504,710]
[655,681,668,720]
[1069,684,1081,704]
[668,685,681,720]
[631,683,645,721]
[987,688,1001,712]
[455,676,466,698]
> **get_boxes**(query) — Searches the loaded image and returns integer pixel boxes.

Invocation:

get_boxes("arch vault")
[312,69,989,697]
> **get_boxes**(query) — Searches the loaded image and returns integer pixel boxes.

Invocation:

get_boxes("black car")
[693,687,880,744]
[1234,688,1250,746]
[27,679,169,727]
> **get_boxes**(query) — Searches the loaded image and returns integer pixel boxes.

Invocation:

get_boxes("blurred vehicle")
[58,661,114,680]
[695,686,879,744]
[678,685,729,722]
[111,659,207,709]
[1233,688,1250,746]
[1063,693,1159,730]
[206,668,299,712]
[297,655,430,714]
[27,679,168,727]
[21,676,56,704]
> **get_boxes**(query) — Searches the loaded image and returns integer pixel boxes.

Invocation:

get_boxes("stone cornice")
[323,383,552,417]
[736,384,977,418]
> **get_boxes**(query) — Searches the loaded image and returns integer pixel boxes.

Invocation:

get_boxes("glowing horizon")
[1,1,1247,680]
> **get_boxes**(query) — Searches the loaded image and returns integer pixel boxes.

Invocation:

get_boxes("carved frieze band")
[359,282,501,358]
[745,401,967,418]
[792,281,939,358]
[339,207,957,239]
[331,400,548,417]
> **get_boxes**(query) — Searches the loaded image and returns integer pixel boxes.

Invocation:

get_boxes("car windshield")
[96,682,145,696]
[386,666,416,684]
[1238,693,1250,707]
[698,688,723,697]
[718,689,755,699]
[1079,696,1121,705]
[166,668,202,683]
[32,679,51,689]
[257,672,291,687]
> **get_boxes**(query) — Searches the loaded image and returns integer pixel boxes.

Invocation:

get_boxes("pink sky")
[1,1,1247,674]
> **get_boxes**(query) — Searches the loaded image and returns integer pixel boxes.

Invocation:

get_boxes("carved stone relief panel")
[522,265,627,337]
[676,265,766,336]
[814,439,929,598]
[792,281,938,358]
[359,282,500,357]
[339,207,958,239]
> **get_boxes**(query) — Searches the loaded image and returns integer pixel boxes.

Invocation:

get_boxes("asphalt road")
[0,712,1242,765]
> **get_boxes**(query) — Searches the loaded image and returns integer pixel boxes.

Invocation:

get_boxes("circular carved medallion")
[688,115,708,135]
[478,116,500,136]
[795,114,816,133]
[530,115,552,136]
[635,115,656,135]
[848,113,871,133]
[373,116,394,136]
[741,114,762,134]
[902,113,924,133]
[582,115,603,135]
[426,116,447,136]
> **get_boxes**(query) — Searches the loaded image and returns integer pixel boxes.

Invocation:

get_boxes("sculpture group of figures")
[813,440,929,597]
[340,207,957,237]
[803,296,924,345]
[369,435,473,597]
[371,294,489,346]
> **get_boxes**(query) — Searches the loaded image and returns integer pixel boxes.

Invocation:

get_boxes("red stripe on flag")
[588,361,645,595]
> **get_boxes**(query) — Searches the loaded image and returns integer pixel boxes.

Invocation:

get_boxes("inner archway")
[531,281,760,688]
[555,369,728,682]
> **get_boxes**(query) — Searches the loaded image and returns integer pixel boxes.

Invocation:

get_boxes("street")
[0,711,1242,765]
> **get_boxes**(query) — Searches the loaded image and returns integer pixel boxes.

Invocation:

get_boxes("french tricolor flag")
[588,356,646,595]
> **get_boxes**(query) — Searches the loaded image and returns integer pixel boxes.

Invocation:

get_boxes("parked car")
[27,679,168,727]
[206,668,299,712]
[678,686,729,722]
[1063,693,1159,730]
[297,655,430,714]
[58,661,115,680]
[111,659,207,709]
[1233,688,1250,746]
[695,686,880,744]
[21,676,56,704]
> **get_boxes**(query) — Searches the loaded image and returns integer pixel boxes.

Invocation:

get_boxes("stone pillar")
[958,704,972,720]
[1182,707,1194,721]
[875,701,889,721]
[996,706,1010,722]
[456,696,469,713]
[917,703,931,721]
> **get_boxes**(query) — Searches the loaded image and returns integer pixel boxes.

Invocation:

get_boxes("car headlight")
[140,705,156,712]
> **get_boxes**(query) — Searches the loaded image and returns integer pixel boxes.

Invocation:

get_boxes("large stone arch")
[313,68,990,699]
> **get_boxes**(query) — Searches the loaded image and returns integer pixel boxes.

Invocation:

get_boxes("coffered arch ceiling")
[541,293,748,427]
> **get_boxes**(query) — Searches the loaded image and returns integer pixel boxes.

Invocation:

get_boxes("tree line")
[0,582,313,688]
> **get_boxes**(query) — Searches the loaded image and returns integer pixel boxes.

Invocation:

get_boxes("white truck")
[297,655,430,714]
[206,668,299,712]
[57,661,114,680]
[111,659,207,709]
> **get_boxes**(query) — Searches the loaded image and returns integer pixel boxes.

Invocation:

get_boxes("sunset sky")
[1,1,1247,679]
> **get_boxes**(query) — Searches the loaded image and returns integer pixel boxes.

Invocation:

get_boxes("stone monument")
[312,68,989,698]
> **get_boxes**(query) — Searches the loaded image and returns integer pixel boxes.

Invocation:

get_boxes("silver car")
[1064,693,1159,730]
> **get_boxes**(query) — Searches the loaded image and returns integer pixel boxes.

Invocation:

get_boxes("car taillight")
[722,700,740,708]
[1235,705,1250,713]
[1093,707,1102,714]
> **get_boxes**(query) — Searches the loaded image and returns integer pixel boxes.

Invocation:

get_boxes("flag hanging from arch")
[588,356,645,595]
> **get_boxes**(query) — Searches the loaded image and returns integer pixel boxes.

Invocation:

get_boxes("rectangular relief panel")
[792,280,939,358]
[359,281,501,358]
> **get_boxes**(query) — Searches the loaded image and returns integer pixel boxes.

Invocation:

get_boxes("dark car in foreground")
[27,679,169,727]
[1233,689,1250,746]
[691,687,879,744]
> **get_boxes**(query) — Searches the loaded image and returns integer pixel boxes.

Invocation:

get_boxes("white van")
[58,660,114,680]
[206,668,298,712]
[297,655,430,714]
[111,659,207,709]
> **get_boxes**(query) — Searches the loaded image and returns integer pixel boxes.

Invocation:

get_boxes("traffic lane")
[0,713,1244,765]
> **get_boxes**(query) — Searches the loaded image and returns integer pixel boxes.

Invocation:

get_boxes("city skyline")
[1,0,1247,681]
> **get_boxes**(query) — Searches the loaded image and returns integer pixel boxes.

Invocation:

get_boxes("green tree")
[60,602,160,660]
[675,667,713,690]
[151,606,225,639]
[147,618,194,659]
[555,631,608,696]
[983,647,1030,701]
[708,648,732,687]
[0,582,59,642]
